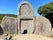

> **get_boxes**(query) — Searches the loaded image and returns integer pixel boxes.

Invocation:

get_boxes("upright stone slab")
[18,1,34,34]
[1,16,18,34]
[34,16,52,36]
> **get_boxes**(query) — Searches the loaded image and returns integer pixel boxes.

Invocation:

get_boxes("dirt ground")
[11,34,53,40]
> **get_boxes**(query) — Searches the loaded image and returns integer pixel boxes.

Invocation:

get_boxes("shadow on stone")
[45,11,53,28]
[23,29,27,34]
[0,26,4,35]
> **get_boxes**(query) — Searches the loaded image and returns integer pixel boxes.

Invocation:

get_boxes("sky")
[0,0,53,16]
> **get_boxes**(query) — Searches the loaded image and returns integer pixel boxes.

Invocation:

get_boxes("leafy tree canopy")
[38,2,53,16]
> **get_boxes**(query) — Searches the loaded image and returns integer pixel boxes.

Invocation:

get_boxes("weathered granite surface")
[18,1,34,34]
[34,16,52,36]
[1,16,18,34]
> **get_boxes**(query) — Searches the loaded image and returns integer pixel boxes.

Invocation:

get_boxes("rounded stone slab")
[34,16,52,36]
[1,16,18,34]
[18,1,34,16]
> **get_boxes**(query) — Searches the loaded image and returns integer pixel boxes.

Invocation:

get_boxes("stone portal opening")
[20,19,33,34]
[45,11,53,28]
[23,29,27,34]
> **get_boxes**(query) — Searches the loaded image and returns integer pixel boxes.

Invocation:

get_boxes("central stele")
[18,1,34,34]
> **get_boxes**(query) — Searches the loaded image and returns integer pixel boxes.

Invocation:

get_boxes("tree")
[38,2,53,16]
[38,2,53,28]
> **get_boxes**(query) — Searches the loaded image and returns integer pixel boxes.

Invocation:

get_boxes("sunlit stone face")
[18,2,34,34]
[20,4,32,16]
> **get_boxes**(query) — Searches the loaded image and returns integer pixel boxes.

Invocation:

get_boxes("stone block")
[34,16,52,36]
[1,16,18,34]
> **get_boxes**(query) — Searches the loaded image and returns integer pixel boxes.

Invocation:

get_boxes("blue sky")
[0,0,53,16]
